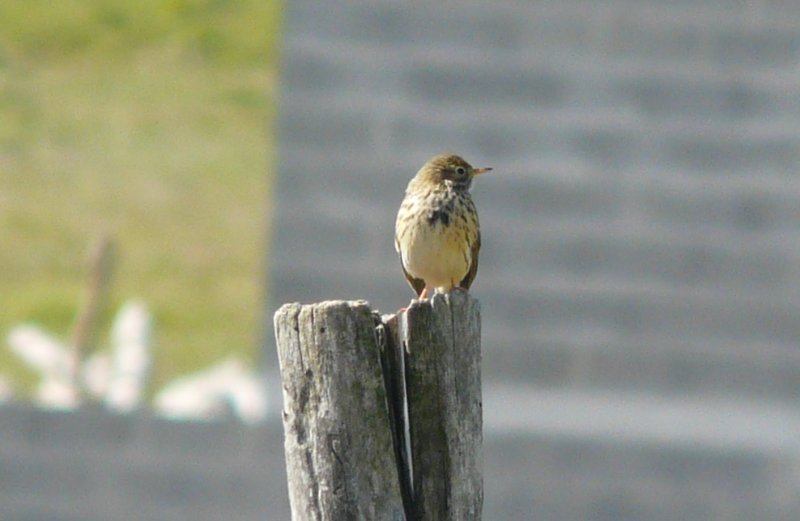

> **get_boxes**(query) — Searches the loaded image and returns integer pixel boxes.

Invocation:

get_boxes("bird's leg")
[449,280,467,295]
[397,286,431,314]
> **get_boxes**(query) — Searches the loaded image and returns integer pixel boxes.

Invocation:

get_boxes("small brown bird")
[395,154,492,299]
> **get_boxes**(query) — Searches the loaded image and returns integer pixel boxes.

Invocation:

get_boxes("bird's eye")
[455,166,466,176]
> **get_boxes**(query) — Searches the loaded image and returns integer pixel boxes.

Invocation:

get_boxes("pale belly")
[401,221,472,290]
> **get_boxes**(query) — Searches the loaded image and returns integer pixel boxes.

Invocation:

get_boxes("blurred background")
[0,0,277,396]
[3,0,800,520]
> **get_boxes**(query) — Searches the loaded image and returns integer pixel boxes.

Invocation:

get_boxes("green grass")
[0,0,282,394]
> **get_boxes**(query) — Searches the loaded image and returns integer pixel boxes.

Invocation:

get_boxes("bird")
[394,154,492,299]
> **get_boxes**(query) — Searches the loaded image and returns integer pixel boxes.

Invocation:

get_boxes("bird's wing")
[401,257,426,297]
[396,212,425,296]
[459,229,480,290]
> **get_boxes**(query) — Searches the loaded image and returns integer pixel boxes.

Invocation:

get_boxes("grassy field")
[0,0,281,395]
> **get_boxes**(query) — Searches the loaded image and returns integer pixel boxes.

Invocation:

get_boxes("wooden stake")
[274,300,405,520]
[274,292,482,521]
[394,291,483,521]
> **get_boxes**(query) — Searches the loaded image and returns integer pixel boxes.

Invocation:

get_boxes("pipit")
[395,154,492,299]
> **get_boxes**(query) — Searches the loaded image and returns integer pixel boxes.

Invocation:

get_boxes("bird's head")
[413,154,492,192]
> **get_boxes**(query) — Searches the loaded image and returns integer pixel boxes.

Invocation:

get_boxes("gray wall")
[1,403,796,521]
[268,0,800,519]
[0,404,290,521]
[270,0,800,401]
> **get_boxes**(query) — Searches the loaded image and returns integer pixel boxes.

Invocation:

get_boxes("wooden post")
[391,291,483,521]
[70,235,115,396]
[274,300,405,520]
[274,292,482,521]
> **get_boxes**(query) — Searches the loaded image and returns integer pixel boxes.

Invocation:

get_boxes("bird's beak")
[473,167,493,176]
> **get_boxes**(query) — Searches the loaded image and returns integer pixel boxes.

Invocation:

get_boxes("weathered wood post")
[274,291,482,521]
[274,300,405,520]
[391,291,482,520]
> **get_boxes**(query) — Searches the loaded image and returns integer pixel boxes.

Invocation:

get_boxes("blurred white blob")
[7,325,78,409]
[7,300,266,424]
[154,357,268,424]
[105,300,151,412]
[6,299,152,412]
[82,351,112,400]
